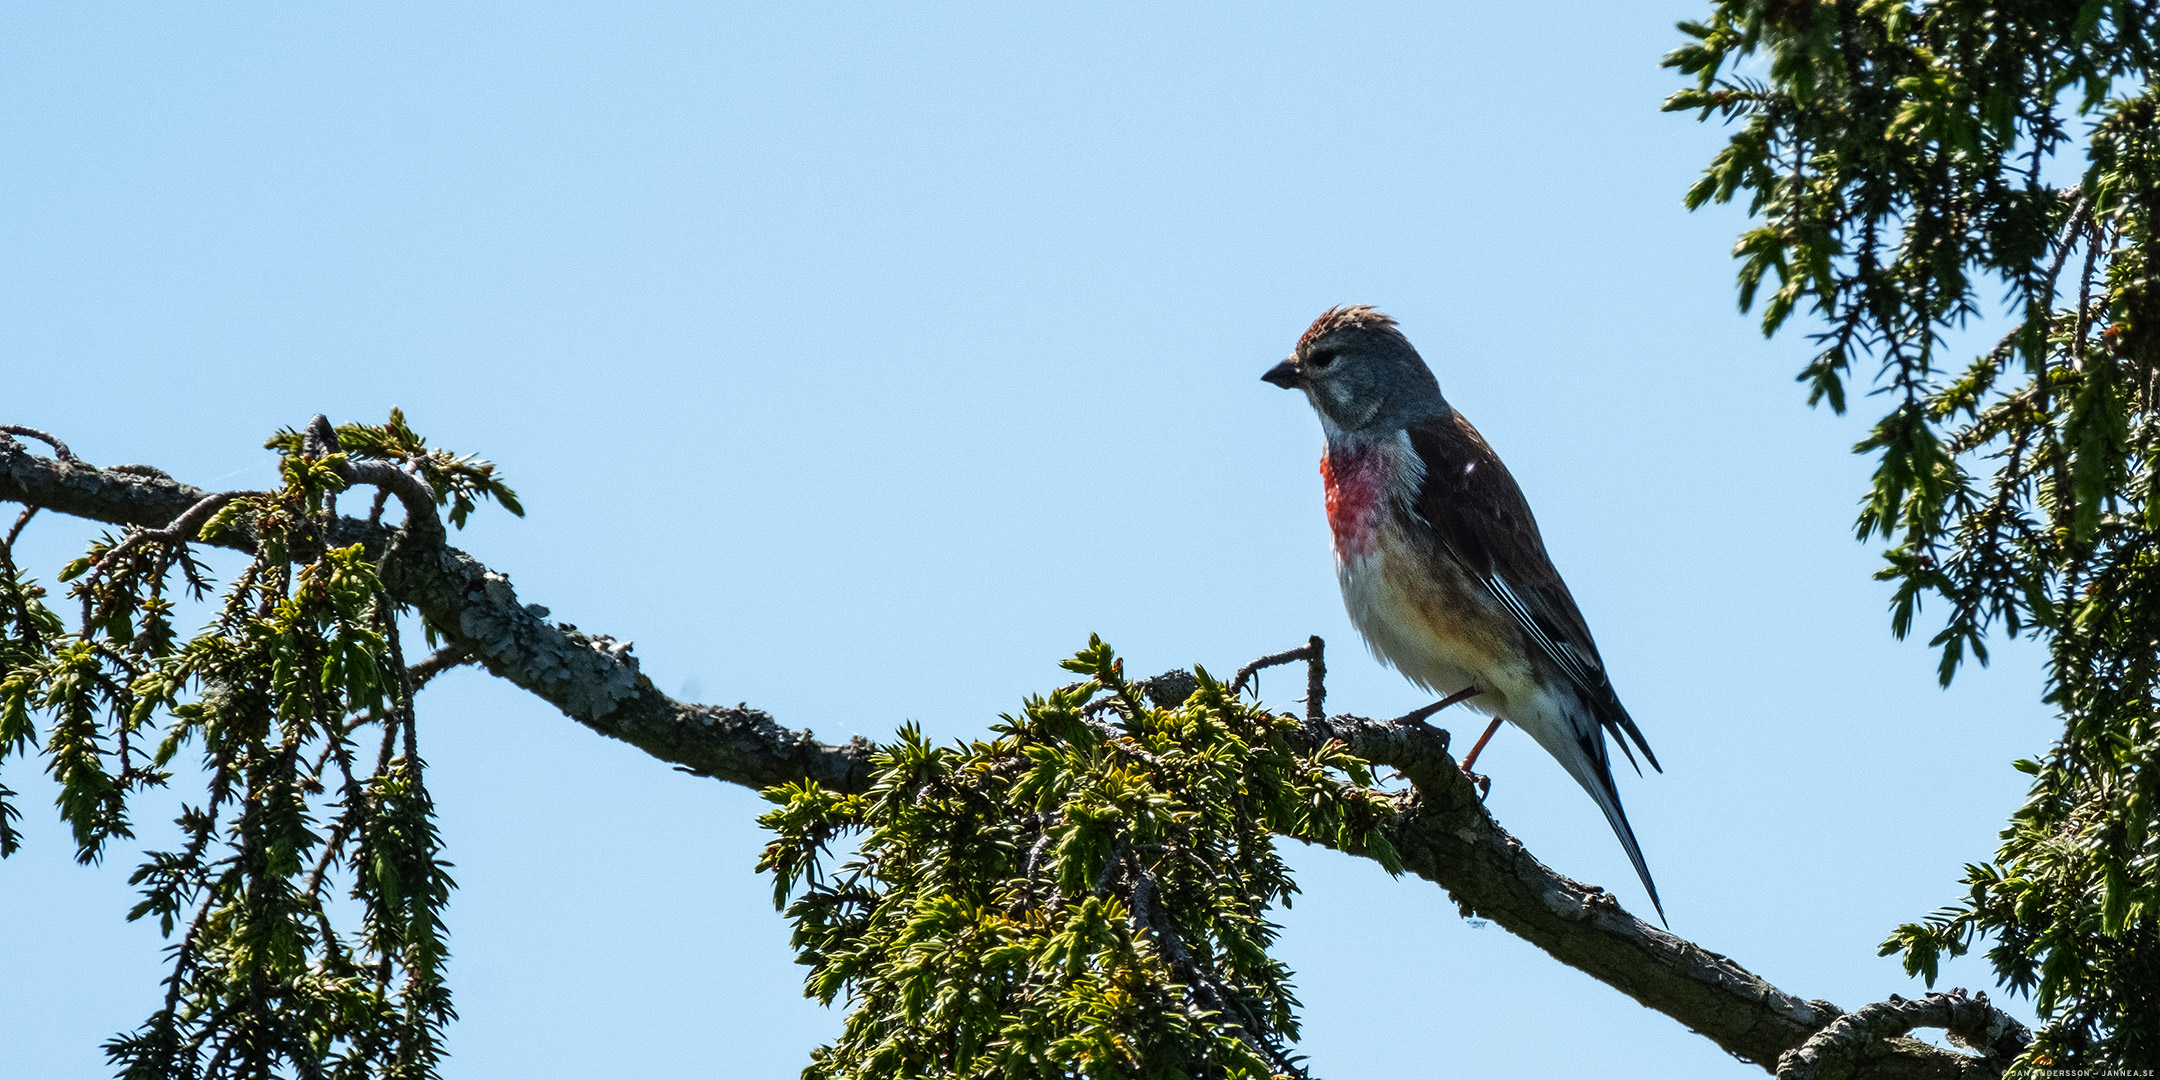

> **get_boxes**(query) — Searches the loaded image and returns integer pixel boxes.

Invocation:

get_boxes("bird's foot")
[1460,767,1493,801]
[1455,715,1504,801]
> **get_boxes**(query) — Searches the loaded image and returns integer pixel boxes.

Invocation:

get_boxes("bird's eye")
[1308,351,1336,370]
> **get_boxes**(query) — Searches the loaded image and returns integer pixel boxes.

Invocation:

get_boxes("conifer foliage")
[0,414,518,1079]
[757,639,1401,1080]
[1669,0,2160,1064]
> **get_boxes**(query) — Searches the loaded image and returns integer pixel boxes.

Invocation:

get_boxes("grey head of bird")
[1261,305,1450,440]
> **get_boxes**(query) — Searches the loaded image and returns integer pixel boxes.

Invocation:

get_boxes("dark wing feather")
[1404,412,1661,774]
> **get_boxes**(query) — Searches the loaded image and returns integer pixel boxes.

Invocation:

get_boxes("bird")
[1263,304,1665,922]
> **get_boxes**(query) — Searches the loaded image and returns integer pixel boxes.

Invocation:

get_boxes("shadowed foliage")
[1668,0,2160,1065]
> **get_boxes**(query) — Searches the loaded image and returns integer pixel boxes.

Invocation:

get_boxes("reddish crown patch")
[1298,305,1399,354]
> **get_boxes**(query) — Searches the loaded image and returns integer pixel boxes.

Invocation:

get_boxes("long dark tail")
[1601,697,1661,777]
[1562,729,1665,926]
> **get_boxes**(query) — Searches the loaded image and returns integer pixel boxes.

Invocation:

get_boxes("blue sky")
[1,3,2049,1077]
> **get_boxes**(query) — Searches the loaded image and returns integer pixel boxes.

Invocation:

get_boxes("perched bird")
[1263,305,1664,921]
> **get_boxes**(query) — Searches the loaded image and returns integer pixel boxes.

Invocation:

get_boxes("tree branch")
[1775,990,2028,1080]
[79,490,250,596]
[405,645,472,691]
[0,425,76,462]
[0,429,874,793]
[0,432,2011,1079]
[1289,711,2011,1078]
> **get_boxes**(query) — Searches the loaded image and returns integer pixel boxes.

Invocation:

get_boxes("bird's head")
[1263,305,1447,438]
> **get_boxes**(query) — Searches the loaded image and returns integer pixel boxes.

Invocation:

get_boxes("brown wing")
[1404,412,1660,773]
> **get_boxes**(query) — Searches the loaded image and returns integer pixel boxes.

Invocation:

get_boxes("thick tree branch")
[0,433,2014,1079]
[1291,711,2016,1078]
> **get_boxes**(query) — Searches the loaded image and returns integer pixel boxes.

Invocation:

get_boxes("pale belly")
[1335,530,1536,716]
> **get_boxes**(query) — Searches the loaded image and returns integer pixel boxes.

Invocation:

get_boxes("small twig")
[1080,694,1122,717]
[1093,837,1127,898]
[405,645,472,691]
[2037,190,2091,313]
[81,491,244,585]
[306,726,350,794]
[4,505,35,549]
[304,415,343,519]
[0,425,75,461]
[1301,635,1325,725]
[1079,713,1167,769]
[1231,639,1322,697]
[1231,637,1328,727]
[201,1031,234,1078]
[383,608,421,764]
[2073,212,2105,367]
[94,642,146,681]
[374,703,401,775]
[1024,831,1055,882]
[314,646,448,783]
[1106,661,1146,717]
[172,545,213,602]
[77,490,250,631]
[156,887,220,1019]
[1012,828,1057,916]
[303,808,357,903]
[1774,988,2028,1080]
[1126,849,1153,933]
[328,719,365,795]
[299,413,442,541]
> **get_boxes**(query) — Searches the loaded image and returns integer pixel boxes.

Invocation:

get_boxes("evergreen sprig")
[758,637,1400,1080]
[266,408,523,529]
[0,412,500,1080]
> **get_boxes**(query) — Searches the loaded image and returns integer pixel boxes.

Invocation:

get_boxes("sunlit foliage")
[0,414,516,1080]
[758,639,1401,1080]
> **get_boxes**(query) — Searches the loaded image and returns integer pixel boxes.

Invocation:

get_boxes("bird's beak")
[1261,359,1301,389]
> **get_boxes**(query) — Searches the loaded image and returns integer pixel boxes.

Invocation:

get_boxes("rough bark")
[1774,990,2030,1080]
[0,432,2024,1079]
[0,434,875,792]
[1296,714,2016,1078]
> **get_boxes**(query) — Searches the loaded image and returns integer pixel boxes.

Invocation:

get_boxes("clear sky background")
[0,3,2052,1077]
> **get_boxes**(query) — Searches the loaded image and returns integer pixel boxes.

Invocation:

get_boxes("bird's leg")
[1390,684,1481,728]
[1457,716,1503,800]
[1385,685,1486,792]
[1457,716,1503,773]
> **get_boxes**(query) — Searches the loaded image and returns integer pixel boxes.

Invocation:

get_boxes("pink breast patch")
[1321,443,1394,558]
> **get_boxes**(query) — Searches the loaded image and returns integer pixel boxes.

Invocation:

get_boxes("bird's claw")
[1460,766,1493,801]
